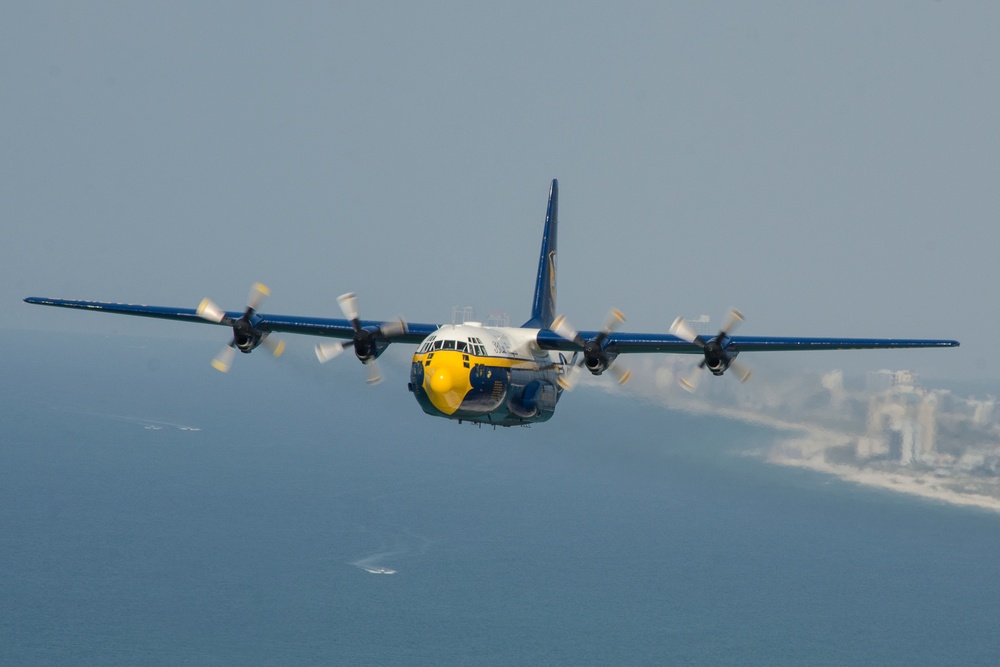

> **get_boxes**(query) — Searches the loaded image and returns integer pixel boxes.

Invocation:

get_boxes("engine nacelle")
[703,337,737,376]
[351,328,390,363]
[582,340,619,376]
[232,318,264,353]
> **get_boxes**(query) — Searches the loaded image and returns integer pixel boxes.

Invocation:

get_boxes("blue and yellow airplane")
[25,180,958,427]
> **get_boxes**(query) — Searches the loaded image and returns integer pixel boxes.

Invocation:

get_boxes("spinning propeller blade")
[315,292,406,384]
[679,362,705,393]
[551,315,582,346]
[379,316,408,338]
[337,292,360,324]
[315,341,349,363]
[601,308,627,339]
[196,298,228,324]
[669,316,705,347]
[211,344,236,373]
[672,308,751,390]
[199,283,283,372]
[247,282,270,312]
[556,363,582,391]
[730,360,752,383]
[611,365,633,386]
[262,336,286,358]
[364,360,383,385]
[552,308,629,389]
[720,309,745,337]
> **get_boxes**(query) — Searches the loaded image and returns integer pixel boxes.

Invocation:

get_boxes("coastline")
[660,394,1000,515]
[769,449,1000,514]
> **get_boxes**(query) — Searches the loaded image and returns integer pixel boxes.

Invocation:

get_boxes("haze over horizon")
[5,3,995,382]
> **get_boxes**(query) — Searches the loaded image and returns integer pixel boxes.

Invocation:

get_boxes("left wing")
[22,297,440,344]
[25,293,445,381]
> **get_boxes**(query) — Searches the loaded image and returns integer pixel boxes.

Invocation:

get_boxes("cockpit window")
[443,340,456,350]
[433,340,444,350]
[457,341,468,352]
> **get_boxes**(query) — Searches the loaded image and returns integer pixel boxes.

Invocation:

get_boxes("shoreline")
[768,450,1000,513]
[659,394,1000,515]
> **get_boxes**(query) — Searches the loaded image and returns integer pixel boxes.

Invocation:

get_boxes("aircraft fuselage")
[408,323,569,426]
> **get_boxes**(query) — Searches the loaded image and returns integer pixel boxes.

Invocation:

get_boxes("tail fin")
[524,179,558,328]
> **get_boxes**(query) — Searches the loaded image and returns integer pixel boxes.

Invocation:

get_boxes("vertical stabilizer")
[524,179,558,328]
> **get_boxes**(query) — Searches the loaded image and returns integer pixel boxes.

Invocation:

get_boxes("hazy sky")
[4,3,997,382]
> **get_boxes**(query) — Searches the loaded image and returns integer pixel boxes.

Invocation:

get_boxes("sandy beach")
[660,394,1000,514]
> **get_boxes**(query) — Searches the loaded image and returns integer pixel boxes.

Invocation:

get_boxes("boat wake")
[348,528,432,575]
[350,552,401,575]
[69,407,201,432]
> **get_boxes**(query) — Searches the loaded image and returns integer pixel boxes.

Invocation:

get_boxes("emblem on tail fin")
[548,249,557,311]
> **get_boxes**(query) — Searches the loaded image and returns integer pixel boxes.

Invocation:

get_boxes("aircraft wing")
[22,297,440,344]
[535,329,960,354]
[26,298,959,352]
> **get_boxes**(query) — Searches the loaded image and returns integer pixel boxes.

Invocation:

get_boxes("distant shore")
[660,394,1000,515]
[769,448,1000,514]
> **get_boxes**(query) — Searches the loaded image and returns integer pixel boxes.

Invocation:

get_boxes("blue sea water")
[2,331,1000,665]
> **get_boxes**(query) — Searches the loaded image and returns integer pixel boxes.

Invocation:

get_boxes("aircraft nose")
[429,366,453,395]
[420,354,474,415]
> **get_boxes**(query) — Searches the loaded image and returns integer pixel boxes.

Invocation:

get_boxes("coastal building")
[867,369,917,394]
[860,375,938,465]
[971,398,996,426]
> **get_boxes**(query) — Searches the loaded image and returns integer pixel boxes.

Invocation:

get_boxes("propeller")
[314,292,407,385]
[669,309,751,391]
[551,308,632,391]
[196,282,285,373]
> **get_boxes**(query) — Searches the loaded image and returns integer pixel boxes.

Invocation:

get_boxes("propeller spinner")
[314,292,407,385]
[196,282,285,372]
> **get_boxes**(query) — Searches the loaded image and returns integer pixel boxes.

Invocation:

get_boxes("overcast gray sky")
[4,3,996,381]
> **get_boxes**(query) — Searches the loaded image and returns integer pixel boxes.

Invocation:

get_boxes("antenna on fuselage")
[451,306,475,325]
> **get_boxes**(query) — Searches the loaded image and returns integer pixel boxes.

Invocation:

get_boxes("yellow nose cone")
[429,367,453,395]
[419,351,474,415]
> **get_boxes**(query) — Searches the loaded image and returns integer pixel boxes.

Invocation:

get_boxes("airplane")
[25,179,959,427]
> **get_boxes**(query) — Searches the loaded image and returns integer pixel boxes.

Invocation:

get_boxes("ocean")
[2,331,999,665]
